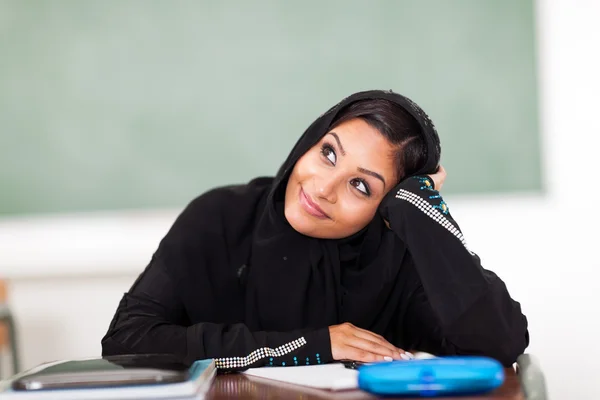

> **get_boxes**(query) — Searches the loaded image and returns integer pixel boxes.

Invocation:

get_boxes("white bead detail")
[214,336,307,369]
[395,189,471,252]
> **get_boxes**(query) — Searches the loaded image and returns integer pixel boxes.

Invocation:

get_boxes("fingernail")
[405,352,415,359]
[383,356,393,362]
[400,353,410,361]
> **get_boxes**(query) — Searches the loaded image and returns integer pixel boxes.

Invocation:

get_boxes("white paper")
[242,354,437,392]
[243,363,358,391]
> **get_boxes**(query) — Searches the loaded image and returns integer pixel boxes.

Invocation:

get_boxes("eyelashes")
[320,142,371,197]
[351,178,371,196]
[321,143,337,164]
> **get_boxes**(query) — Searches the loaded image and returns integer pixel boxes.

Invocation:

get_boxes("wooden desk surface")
[207,367,524,400]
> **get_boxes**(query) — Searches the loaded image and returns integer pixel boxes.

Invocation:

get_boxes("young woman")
[102,90,528,370]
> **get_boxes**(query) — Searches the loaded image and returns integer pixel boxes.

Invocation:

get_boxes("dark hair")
[330,98,434,182]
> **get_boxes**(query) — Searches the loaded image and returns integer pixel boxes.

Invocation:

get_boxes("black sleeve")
[101,194,332,371]
[380,176,529,366]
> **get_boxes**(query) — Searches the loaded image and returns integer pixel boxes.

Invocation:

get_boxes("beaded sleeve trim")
[395,189,471,253]
[214,336,307,369]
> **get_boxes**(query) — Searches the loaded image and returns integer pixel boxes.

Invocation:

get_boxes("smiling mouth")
[299,188,330,219]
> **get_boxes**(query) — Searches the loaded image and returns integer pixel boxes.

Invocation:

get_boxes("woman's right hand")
[329,322,410,362]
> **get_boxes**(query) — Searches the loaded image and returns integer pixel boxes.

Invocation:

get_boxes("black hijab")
[243,90,441,336]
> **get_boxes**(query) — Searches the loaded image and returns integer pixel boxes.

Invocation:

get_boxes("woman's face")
[284,118,398,239]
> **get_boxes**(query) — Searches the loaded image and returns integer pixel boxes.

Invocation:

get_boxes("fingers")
[340,346,414,363]
[350,327,402,357]
[344,335,401,359]
[341,346,389,363]
[341,323,405,360]
[430,165,447,190]
[330,323,414,363]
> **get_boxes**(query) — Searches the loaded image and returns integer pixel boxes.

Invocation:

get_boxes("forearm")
[101,293,333,371]
[383,176,529,365]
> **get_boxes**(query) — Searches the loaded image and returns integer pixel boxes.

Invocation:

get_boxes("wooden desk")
[207,367,523,399]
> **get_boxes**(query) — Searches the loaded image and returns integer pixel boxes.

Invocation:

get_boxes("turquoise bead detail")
[415,176,435,191]
[432,201,449,214]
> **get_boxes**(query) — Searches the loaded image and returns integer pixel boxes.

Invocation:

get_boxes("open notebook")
[244,363,358,391]
[243,352,437,391]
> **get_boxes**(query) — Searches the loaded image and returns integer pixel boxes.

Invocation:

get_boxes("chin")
[285,205,320,237]
[284,206,354,240]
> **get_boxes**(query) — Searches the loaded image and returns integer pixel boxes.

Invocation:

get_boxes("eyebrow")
[327,132,386,189]
[358,167,386,189]
[328,132,346,156]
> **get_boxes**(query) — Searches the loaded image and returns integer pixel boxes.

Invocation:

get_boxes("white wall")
[1,0,599,398]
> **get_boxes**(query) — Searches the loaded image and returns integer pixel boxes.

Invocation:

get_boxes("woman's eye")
[351,179,371,196]
[321,144,336,165]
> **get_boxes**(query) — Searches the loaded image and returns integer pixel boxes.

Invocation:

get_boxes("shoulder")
[182,177,273,225]
[162,177,273,245]
[151,178,273,279]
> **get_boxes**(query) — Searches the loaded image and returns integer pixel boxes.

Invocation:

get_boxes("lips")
[299,188,329,219]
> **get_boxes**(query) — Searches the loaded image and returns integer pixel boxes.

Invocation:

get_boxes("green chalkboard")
[0,0,540,216]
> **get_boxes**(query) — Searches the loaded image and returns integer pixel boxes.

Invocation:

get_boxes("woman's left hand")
[428,165,447,191]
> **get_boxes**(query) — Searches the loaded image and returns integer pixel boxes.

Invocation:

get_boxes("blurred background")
[0,0,598,398]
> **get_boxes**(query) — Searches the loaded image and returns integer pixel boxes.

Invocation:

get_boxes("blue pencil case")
[358,356,504,397]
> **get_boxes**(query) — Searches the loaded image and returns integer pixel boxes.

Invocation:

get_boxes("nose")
[315,175,338,204]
